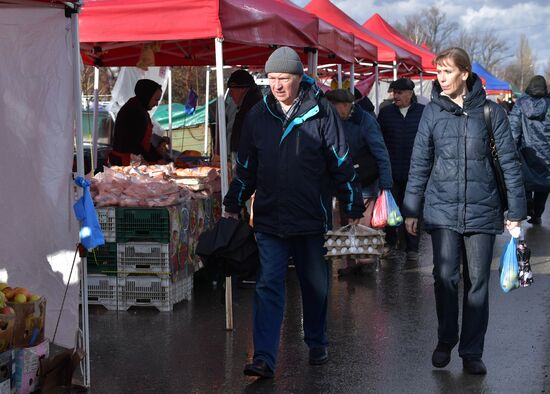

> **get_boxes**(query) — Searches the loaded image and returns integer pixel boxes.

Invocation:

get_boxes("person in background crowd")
[509,75,550,224]
[353,88,376,116]
[111,79,165,165]
[403,47,525,375]
[325,89,392,276]
[379,85,394,110]
[223,47,364,379]
[226,69,263,167]
[377,78,425,261]
[496,93,511,113]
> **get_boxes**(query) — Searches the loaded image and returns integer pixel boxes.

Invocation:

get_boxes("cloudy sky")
[291,0,550,73]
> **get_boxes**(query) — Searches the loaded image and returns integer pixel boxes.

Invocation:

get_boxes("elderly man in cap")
[326,89,393,276]
[377,78,425,261]
[223,47,364,378]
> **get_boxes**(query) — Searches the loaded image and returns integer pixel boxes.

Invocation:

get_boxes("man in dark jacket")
[326,89,392,276]
[111,79,164,165]
[509,75,550,224]
[227,69,263,156]
[223,47,364,378]
[377,78,425,261]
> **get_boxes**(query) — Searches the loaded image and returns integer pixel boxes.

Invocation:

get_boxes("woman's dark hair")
[434,47,472,81]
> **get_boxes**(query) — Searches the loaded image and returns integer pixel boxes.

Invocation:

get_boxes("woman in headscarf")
[403,47,526,375]
[110,79,164,165]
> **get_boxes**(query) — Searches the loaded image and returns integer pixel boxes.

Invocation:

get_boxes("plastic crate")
[115,208,170,243]
[117,243,170,274]
[96,207,116,242]
[87,242,118,275]
[119,275,171,312]
[170,275,193,305]
[86,274,120,311]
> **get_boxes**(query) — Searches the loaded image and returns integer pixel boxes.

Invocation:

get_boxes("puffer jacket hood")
[403,73,527,234]
[518,96,548,121]
[431,74,486,114]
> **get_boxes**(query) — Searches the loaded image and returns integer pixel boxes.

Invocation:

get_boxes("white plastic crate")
[117,243,170,274]
[170,275,193,304]
[119,275,171,312]
[96,207,116,242]
[86,274,120,311]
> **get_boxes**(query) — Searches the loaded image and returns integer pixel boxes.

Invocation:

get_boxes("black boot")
[432,341,456,368]
[462,358,487,375]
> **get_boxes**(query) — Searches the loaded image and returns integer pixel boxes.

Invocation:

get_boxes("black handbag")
[484,103,508,211]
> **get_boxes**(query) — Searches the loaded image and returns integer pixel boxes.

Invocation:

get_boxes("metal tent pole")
[375,62,380,114]
[419,71,424,97]
[71,7,90,388]
[92,67,99,173]
[215,38,233,330]
[350,63,355,93]
[393,60,397,80]
[204,66,210,155]
[168,68,173,157]
[337,64,342,88]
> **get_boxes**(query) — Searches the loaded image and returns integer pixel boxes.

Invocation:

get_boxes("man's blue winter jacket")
[223,76,364,236]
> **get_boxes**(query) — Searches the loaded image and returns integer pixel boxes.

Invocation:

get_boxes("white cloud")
[293,0,550,73]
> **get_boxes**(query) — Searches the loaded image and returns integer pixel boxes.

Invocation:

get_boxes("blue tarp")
[472,63,511,92]
[153,99,217,130]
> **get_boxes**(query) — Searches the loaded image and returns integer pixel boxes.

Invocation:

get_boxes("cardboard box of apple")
[0,290,16,353]
[0,283,46,348]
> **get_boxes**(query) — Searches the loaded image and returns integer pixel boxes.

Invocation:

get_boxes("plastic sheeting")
[0,8,79,348]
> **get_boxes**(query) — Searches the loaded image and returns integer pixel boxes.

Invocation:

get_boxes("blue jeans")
[431,229,495,358]
[253,232,329,370]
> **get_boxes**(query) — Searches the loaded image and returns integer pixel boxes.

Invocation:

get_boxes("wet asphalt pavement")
[88,211,550,393]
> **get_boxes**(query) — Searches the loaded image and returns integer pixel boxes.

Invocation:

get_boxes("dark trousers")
[252,232,329,370]
[385,179,419,252]
[431,229,495,358]
[526,191,549,218]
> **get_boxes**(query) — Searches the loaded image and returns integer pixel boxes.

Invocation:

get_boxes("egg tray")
[324,224,385,258]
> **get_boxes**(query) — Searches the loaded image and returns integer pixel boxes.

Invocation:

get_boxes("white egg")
[358,247,364,253]
[372,237,378,244]
[363,239,369,245]
[327,239,334,246]
[331,248,337,255]
[341,247,347,253]
[344,238,351,246]
[336,239,342,246]
[367,246,374,253]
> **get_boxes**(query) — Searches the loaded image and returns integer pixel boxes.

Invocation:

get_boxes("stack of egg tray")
[324,224,385,258]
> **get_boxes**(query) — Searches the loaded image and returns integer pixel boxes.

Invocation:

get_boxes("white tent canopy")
[0,0,86,382]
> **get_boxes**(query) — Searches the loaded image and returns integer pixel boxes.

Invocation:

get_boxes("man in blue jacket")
[223,47,365,378]
[325,89,393,276]
[378,78,425,261]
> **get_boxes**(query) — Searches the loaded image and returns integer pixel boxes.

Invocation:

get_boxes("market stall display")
[324,224,385,258]
[85,163,221,312]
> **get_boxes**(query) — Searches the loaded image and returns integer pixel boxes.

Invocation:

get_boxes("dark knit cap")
[228,69,256,88]
[389,78,415,91]
[325,89,355,103]
[265,46,304,75]
[525,75,548,97]
[135,79,162,107]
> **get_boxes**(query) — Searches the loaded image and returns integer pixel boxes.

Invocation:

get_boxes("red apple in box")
[0,306,15,315]
[13,287,31,299]
[2,287,15,301]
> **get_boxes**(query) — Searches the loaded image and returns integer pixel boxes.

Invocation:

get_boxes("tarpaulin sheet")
[0,7,79,348]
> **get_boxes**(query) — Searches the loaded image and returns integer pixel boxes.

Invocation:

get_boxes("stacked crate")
[86,205,194,312]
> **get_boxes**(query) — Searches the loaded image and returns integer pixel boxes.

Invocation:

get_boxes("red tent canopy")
[277,0,376,63]
[304,0,421,69]
[79,0,362,67]
[363,13,437,74]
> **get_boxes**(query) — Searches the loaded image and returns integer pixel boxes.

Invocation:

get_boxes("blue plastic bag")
[73,176,105,250]
[385,190,403,227]
[499,236,519,293]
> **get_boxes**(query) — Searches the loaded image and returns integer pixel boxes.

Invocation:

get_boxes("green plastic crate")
[115,207,171,243]
[87,242,118,275]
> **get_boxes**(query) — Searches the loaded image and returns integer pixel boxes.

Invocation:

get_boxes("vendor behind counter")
[110,79,167,165]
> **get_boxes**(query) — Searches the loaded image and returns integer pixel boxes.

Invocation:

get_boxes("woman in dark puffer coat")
[403,48,526,375]
[509,75,550,224]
